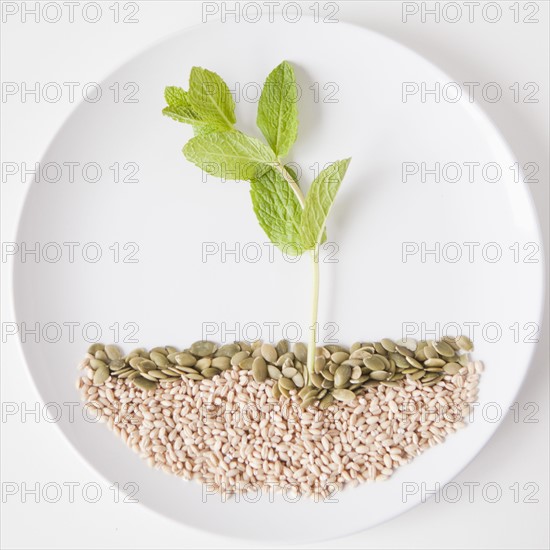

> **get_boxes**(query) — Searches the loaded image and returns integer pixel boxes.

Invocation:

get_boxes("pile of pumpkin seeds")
[83,336,474,407]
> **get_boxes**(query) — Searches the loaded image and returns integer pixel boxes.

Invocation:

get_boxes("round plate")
[13,18,544,543]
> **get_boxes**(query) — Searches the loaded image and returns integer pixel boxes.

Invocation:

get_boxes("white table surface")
[1,1,548,548]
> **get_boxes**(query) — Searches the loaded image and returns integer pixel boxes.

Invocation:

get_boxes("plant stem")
[276,162,305,208]
[275,162,318,382]
[307,245,320,380]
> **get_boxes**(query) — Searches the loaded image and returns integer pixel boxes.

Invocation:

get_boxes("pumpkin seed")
[331,351,350,364]
[279,377,296,391]
[87,343,104,354]
[424,345,439,359]
[314,356,326,373]
[351,365,362,380]
[231,351,250,366]
[276,352,294,366]
[184,372,205,381]
[292,373,304,388]
[373,342,387,356]
[319,393,335,409]
[202,367,221,379]
[261,343,278,363]
[267,364,282,379]
[212,356,231,370]
[334,365,351,388]
[276,339,289,356]
[282,366,298,378]
[216,343,240,357]
[321,369,334,381]
[149,370,168,379]
[405,356,423,369]
[239,357,255,370]
[195,357,211,370]
[133,376,157,391]
[332,389,355,403]
[271,383,281,399]
[150,351,169,368]
[300,394,318,409]
[311,373,324,388]
[457,335,474,352]
[252,357,268,383]
[433,340,455,357]
[407,370,425,381]
[380,338,396,352]
[93,365,110,385]
[364,356,386,371]
[175,353,197,367]
[90,358,107,370]
[293,342,308,363]
[151,346,168,356]
[94,350,108,362]
[424,358,446,367]
[190,340,217,357]
[443,362,461,375]
[369,370,390,381]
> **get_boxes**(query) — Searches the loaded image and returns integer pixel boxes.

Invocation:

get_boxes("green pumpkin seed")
[93,365,110,385]
[407,370,425,381]
[231,350,250,367]
[321,378,334,389]
[334,365,351,388]
[138,359,156,372]
[133,376,157,391]
[380,338,396,352]
[332,389,356,403]
[150,351,169,368]
[239,357,255,370]
[95,350,108,362]
[380,380,399,387]
[252,357,268,383]
[319,393,335,409]
[212,356,231,370]
[373,342,387,356]
[314,356,326,373]
[331,351,350,364]
[90,358,107,370]
[364,356,386,371]
[175,353,197,367]
[195,357,211,370]
[424,345,439,359]
[267,364,282,379]
[190,340,217,357]
[311,373,324,388]
[276,340,289,356]
[149,370,168,379]
[369,370,390,381]
[443,362,461,375]
[406,356,423,369]
[279,377,296,391]
[271,383,281,399]
[293,342,308,363]
[321,369,334,381]
[292,373,304,388]
[433,340,455,357]
[184,372,204,381]
[457,335,474,352]
[202,367,221,379]
[87,343,104,354]
[424,358,446,367]
[261,343,277,363]
[216,343,240,357]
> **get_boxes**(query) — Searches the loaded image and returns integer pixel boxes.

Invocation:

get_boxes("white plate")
[13,18,544,543]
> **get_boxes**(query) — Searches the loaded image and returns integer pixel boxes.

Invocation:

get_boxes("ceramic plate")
[13,18,544,543]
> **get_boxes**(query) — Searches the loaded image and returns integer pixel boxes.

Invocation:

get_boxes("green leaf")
[183,131,277,181]
[250,167,303,255]
[188,67,236,131]
[164,86,188,107]
[301,159,351,249]
[257,61,299,158]
[284,164,300,183]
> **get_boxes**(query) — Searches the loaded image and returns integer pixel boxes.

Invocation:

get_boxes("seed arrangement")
[77,61,483,496]
[83,336,474,407]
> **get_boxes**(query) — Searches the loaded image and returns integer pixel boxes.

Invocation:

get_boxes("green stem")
[274,161,318,383]
[307,246,320,380]
[276,162,306,208]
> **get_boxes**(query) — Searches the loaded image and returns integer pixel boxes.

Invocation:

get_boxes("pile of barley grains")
[77,359,482,498]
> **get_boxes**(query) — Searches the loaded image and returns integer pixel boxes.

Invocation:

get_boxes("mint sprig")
[162,61,352,380]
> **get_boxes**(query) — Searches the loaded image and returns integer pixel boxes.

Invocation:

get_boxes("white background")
[1,1,548,548]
